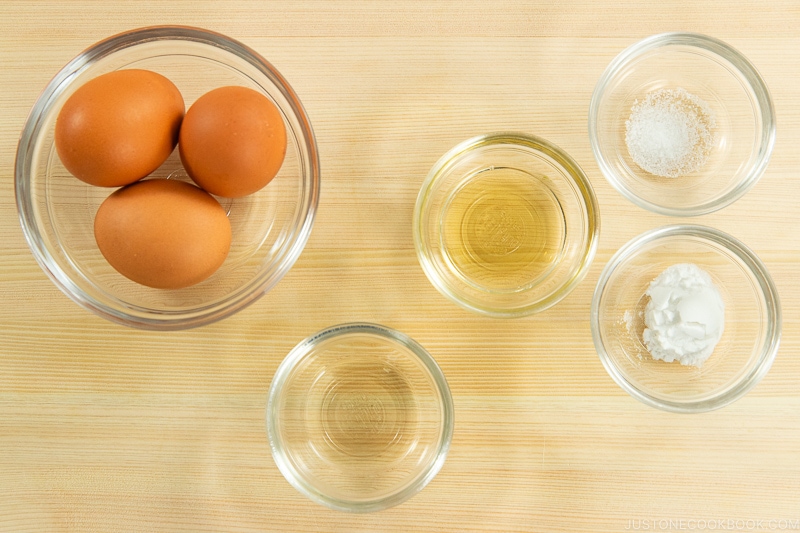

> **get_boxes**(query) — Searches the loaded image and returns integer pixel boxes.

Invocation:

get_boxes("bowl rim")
[413,131,600,318]
[14,25,320,330]
[266,322,455,513]
[590,224,782,413]
[588,32,777,217]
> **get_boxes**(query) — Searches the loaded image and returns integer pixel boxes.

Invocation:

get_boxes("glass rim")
[590,224,782,413]
[588,32,776,217]
[14,25,321,330]
[266,322,455,512]
[413,131,600,318]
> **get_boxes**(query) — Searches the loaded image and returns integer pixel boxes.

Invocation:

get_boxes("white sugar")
[625,88,716,178]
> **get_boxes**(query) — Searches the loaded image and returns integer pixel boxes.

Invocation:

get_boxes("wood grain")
[1,1,799,532]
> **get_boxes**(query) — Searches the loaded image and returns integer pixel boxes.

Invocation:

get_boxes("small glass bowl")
[267,323,454,513]
[591,225,781,413]
[589,33,776,216]
[414,132,600,317]
[15,26,320,330]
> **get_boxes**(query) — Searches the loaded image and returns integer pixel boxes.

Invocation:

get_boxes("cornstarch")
[642,263,724,367]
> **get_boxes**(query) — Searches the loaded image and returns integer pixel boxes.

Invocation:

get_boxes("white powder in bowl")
[625,87,716,178]
[642,263,724,367]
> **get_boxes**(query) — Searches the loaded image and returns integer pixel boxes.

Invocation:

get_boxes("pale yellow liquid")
[277,342,444,497]
[441,167,565,292]
[317,360,418,460]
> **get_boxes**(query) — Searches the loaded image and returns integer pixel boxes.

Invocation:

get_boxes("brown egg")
[179,85,286,198]
[55,69,184,187]
[94,179,231,289]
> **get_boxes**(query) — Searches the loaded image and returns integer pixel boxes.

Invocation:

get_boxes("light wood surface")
[2,2,799,532]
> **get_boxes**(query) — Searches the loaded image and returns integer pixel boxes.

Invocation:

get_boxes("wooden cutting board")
[1,1,798,531]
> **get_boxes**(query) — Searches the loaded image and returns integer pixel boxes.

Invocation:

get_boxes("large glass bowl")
[589,33,775,216]
[267,323,454,513]
[591,225,781,413]
[15,26,320,330]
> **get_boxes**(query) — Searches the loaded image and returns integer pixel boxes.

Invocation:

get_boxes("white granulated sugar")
[642,263,725,367]
[625,87,716,178]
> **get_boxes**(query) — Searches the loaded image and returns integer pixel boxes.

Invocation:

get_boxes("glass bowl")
[15,26,320,330]
[414,132,600,317]
[591,225,781,413]
[267,323,454,513]
[589,33,775,216]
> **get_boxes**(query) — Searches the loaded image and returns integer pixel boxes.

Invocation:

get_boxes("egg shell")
[55,69,184,187]
[179,85,287,198]
[94,179,231,289]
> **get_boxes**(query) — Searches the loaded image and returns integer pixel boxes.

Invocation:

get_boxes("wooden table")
[2,2,799,532]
